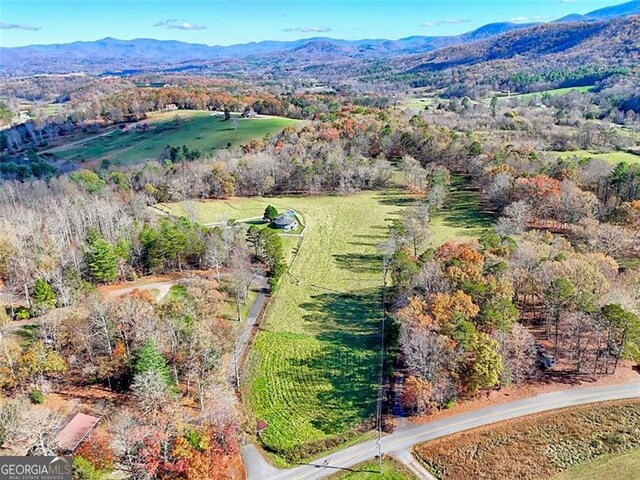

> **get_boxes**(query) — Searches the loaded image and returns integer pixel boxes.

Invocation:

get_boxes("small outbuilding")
[55,412,101,453]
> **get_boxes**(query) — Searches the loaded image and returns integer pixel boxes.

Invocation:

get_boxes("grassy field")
[554,448,640,480]
[508,86,593,102]
[429,175,494,246]
[414,400,640,480]
[159,180,493,463]
[327,458,417,480]
[553,149,640,166]
[167,192,409,461]
[400,97,434,111]
[51,110,298,165]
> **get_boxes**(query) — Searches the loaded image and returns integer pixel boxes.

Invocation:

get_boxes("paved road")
[243,381,640,480]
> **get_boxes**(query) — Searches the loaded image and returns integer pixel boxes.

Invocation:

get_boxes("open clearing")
[552,149,640,166]
[429,175,494,245]
[159,180,494,463]
[50,110,298,165]
[414,400,640,480]
[554,448,640,480]
[501,86,593,103]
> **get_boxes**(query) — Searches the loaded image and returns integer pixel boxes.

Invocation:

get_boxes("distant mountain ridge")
[404,15,640,75]
[556,0,640,22]
[0,0,638,76]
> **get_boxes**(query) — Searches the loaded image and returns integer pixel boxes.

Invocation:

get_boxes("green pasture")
[429,175,495,246]
[51,110,298,165]
[159,180,493,462]
[552,149,640,166]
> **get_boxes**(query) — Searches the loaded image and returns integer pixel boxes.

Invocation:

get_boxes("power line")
[376,257,389,473]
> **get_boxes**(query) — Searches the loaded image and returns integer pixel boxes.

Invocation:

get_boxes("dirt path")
[100,273,186,301]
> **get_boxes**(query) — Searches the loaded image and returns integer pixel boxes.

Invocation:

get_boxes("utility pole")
[377,258,388,473]
[234,347,240,390]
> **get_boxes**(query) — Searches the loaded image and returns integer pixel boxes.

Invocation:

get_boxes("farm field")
[517,85,592,98]
[414,400,640,480]
[501,85,593,102]
[159,181,494,463]
[551,149,640,165]
[555,448,640,480]
[49,110,298,165]
[327,458,417,480]
[400,97,434,111]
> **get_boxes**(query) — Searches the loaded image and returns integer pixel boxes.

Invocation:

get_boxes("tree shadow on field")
[353,234,387,240]
[296,288,382,434]
[375,191,418,207]
[440,176,494,231]
[333,252,382,274]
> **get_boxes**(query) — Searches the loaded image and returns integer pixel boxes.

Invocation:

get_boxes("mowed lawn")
[52,110,298,165]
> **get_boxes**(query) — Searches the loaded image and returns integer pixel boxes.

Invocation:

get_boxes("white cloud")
[509,15,553,23]
[419,18,472,28]
[0,22,41,31]
[283,26,332,33]
[559,0,577,4]
[154,19,207,31]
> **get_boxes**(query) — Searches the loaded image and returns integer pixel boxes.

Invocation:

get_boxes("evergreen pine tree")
[85,234,119,284]
[31,279,57,314]
[264,205,278,222]
[133,339,174,387]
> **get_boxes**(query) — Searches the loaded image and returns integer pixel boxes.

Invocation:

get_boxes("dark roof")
[55,413,100,452]
[274,213,296,226]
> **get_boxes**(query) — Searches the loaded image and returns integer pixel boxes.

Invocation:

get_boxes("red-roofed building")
[55,412,100,453]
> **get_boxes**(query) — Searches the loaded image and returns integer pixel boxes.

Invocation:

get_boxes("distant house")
[535,344,555,369]
[241,107,257,118]
[164,103,178,111]
[55,412,100,454]
[274,211,298,231]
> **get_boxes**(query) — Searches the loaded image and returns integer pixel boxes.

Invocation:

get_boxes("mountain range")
[0,0,639,76]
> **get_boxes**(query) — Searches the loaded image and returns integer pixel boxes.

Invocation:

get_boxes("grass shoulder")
[326,457,417,480]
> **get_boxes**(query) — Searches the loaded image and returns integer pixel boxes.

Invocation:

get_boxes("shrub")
[29,389,45,404]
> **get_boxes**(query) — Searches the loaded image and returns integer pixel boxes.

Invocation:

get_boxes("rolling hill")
[405,16,640,73]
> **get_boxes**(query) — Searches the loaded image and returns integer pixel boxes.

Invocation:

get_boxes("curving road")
[242,381,640,480]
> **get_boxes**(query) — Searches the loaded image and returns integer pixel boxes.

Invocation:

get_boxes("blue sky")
[0,0,626,47]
